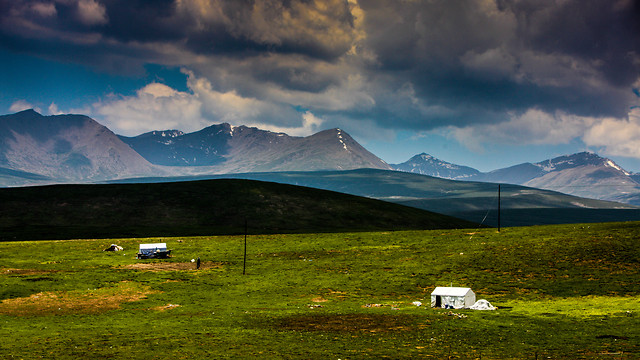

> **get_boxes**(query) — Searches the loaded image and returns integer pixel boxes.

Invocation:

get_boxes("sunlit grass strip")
[0,281,157,316]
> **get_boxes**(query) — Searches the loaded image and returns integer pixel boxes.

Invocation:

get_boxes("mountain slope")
[393,151,640,206]
[476,152,640,204]
[476,163,546,184]
[0,178,476,240]
[222,127,391,172]
[118,125,229,166]
[0,110,157,182]
[122,124,392,173]
[392,153,480,180]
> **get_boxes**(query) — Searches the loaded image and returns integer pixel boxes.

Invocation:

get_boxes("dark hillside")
[0,179,476,241]
[110,169,640,226]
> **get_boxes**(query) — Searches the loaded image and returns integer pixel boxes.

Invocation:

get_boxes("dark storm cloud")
[1,0,639,134]
[499,0,640,87]
[192,0,355,60]
[102,0,183,43]
[356,0,640,124]
[0,0,355,69]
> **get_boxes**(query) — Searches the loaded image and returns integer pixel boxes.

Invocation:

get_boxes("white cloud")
[9,100,39,113]
[31,2,57,17]
[446,105,640,162]
[92,71,327,137]
[256,111,324,137]
[583,108,640,158]
[448,108,597,151]
[302,111,323,131]
[76,0,108,26]
[264,72,376,113]
[185,71,277,125]
[48,102,63,115]
[94,83,205,136]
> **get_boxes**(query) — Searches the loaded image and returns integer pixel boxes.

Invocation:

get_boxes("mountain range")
[392,151,640,205]
[0,109,390,185]
[119,123,391,173]
[2,109,640,208]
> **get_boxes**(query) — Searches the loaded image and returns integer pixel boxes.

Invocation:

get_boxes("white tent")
[470,299,496,310]
[430,287,476,309]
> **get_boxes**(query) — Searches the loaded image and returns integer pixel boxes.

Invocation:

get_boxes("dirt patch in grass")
[277,314,418,333]
[2,268,58,276]
[0,281,157,316]
[151,303,181,311]
[121,261,225,271]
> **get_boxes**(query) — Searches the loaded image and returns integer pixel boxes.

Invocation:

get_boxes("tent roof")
[431,287,474,296]
[139,243,167,250]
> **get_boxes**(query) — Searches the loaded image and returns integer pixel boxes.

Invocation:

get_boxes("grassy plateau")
[0,222,638,359]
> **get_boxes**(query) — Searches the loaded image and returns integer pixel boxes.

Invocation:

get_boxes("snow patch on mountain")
[336,129,348,151]
[606,159,629,175]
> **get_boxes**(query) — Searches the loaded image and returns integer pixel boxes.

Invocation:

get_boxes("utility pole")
[243,218,247,275]
[498,184,501,232]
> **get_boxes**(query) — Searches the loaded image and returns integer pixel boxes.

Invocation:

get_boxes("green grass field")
[1,222,638,359]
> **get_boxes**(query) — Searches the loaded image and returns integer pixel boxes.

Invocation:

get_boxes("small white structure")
[103,244,123,251]
[470,299,496,310]
[430,287,476,309]
[137,243,171,259]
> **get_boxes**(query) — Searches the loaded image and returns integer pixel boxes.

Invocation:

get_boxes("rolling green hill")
[111,168,640,227]
[0,179,476,241]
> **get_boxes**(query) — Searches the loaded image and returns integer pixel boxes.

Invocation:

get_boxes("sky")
[1,0,640,172]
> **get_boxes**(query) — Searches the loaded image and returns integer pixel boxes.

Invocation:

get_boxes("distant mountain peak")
[230,124,290,138]
[0,109,155,182]
[117,122,390,171]
[532,151,628,175]
[393,153,480,180]
[16,108,40,116]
